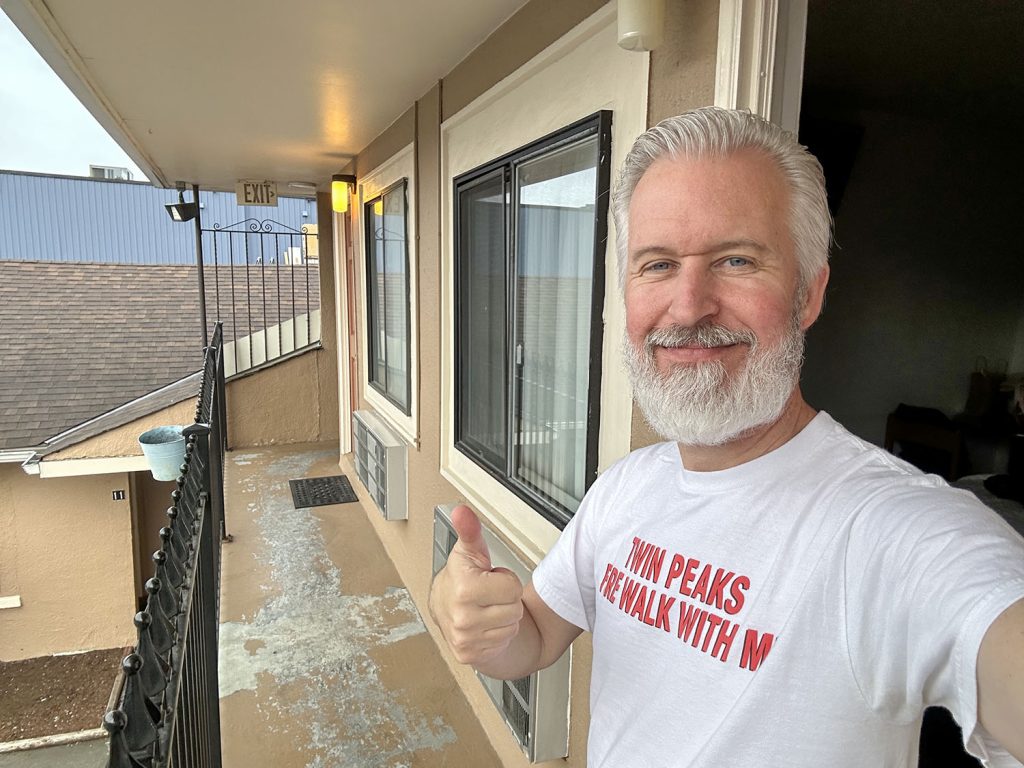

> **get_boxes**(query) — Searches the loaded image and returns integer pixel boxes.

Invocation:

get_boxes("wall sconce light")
[332,174,357,213]
[165,190,198,222]
[617,0,665,51]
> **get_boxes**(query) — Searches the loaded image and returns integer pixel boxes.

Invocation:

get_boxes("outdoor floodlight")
[165,190,198,222]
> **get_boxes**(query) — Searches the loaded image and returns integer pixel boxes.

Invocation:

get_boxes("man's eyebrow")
[630,239,770,261]
[709,238,770,253]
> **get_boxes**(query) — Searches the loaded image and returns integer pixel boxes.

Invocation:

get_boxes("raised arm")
[977,597,1024,759]
[428,505,582,680]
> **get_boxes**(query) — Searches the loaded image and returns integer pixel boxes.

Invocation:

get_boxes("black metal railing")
[202,218,321,376]
[103,323,228,768]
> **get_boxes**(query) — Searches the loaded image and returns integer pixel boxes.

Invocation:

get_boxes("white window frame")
[356,144,419,445]
[715,0,808,133]
[439,6,646,562]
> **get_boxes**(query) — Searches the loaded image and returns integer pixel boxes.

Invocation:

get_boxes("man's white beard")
[623,317,806,447]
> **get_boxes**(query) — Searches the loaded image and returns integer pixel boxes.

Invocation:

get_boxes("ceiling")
[1,0,528,191]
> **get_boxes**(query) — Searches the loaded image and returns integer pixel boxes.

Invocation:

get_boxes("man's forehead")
[634,149,785,192]
[625,151,795,265]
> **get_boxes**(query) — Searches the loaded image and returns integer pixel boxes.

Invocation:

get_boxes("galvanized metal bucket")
[138,425,186,481]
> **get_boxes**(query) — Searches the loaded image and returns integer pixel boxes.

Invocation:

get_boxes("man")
[429,107,1024,766]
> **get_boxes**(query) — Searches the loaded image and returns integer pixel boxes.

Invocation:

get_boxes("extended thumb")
[451,505,491,568]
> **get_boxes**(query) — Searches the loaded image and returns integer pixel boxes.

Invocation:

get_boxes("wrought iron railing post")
[120,654,159,764]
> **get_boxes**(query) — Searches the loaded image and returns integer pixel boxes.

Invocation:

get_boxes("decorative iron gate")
[201,219,321,377]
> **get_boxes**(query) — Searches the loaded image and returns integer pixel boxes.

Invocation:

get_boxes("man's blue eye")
[725,256,750,267]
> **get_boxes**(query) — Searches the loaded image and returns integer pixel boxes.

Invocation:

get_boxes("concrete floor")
[0,739,107,768]
[218,443,500,768]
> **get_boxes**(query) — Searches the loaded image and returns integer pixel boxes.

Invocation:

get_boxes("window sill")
[363,386,418,448]
[441,448,563,567]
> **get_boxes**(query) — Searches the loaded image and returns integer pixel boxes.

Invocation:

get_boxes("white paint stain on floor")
[219,449,455,767]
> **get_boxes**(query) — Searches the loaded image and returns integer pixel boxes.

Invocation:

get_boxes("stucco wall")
[335,2,721,765]
[46,399,196,460]
[226,348,336,448]
[0,464,136,661]
[227,200,339,449]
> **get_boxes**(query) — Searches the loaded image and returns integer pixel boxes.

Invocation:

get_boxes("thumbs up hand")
[429,505,525,666]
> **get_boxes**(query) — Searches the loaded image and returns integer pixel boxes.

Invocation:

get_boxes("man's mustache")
[645,324,757,351]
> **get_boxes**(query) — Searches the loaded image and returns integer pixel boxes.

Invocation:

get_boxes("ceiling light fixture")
[617,0,665,51]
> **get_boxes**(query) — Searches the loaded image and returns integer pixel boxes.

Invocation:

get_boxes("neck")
[677,388,817,472]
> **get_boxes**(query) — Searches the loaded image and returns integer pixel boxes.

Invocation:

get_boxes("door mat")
[289,475,358,508]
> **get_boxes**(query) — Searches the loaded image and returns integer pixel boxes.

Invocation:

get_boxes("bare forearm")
[977,599,1024,759]
[470,602,546,680]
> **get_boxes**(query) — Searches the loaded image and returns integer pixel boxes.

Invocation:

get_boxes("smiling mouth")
[659,342,739,350]
[654,343,743,365]
[646,323,757,355]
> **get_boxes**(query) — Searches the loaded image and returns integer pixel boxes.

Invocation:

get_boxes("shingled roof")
[0,260,320,451]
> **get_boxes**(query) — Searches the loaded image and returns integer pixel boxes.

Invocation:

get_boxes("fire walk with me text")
[598,536,775,671]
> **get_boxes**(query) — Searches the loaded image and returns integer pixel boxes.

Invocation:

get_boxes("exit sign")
[235,179,279,207]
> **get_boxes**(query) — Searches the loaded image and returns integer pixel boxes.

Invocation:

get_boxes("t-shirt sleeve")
[844,482,1024,758]
[531,484,603,632]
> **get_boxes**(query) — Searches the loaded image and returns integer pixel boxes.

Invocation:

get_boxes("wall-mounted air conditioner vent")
[432,504,570,763]
[352,410,407,520]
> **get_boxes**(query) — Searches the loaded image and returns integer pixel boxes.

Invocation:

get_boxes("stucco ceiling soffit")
[2,0,530,190]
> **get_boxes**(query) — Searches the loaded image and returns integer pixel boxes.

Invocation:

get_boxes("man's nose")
[666,266,719,327]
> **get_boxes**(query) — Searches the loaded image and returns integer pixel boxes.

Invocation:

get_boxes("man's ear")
[799,265,830,330]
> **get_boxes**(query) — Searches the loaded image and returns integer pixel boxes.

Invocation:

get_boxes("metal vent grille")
[432,505,568,762]
[289,475,357,508]
[503,675,532,747]
[352,410,408,520]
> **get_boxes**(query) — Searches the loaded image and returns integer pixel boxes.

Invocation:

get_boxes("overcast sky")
[0,9,147,180]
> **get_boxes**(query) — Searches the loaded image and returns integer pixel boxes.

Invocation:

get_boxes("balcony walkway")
[219,441,499,767]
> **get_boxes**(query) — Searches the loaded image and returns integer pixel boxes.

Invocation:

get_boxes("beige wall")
[0,464,136,661]
[227,201,340,449]
[226,347,337,448]
[333,1,721,766]
[47,399,196,460]
[647,0,719,124]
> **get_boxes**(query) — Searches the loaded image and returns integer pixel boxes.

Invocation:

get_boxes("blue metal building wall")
[0,170,318,264]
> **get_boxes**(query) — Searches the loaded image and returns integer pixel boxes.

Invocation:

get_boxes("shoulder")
[811,415,1024,563]
[785,413,1024,561]
[591,441,678,494]
[809,412,960,503]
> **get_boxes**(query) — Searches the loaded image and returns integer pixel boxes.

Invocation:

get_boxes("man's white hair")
[611,107,832,292]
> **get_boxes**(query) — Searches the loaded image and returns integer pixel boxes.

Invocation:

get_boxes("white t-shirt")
[532,412,1024,767]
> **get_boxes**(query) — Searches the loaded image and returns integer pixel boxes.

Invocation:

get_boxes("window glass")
[365,180,410,413]
[512,137,598,512]
[457,171,508,470]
